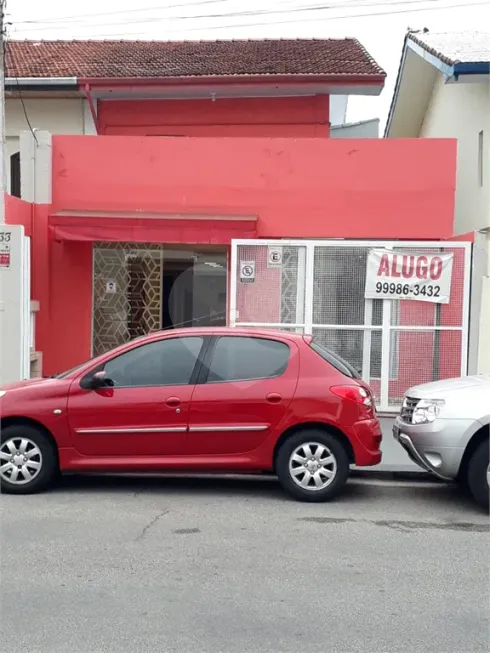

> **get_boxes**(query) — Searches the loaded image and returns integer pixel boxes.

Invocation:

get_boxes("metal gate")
[230,240,471,412]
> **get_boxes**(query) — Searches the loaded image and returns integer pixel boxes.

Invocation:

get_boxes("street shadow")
[21,472,485,516]
[51,472,367,504]
[352,477,488,517]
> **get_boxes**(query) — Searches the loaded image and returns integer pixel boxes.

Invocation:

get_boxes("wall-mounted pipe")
[84,84,99,135]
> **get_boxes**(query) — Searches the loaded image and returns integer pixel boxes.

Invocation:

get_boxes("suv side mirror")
[91,370,115,390]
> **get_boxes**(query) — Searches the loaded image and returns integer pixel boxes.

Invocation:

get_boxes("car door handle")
[165,396,181,408]
[266,393,282,403]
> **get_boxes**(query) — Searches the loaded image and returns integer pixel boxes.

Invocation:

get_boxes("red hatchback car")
[0,328,382,501]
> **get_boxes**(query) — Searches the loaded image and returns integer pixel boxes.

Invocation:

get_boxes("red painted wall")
[52,135,456,240]
[98,97,330,137]
[8,134,460,378]
[236,245,282,325]
[49,240,92,374]
[5,195,32,236]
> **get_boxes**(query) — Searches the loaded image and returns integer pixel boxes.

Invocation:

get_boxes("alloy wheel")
[0,437,43,485]
[289,442,337,491]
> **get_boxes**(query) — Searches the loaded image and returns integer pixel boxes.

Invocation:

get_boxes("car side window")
[206,336,290,383]
[103,337,204,388]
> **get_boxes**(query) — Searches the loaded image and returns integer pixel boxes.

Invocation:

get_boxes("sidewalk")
[354,415,426,475]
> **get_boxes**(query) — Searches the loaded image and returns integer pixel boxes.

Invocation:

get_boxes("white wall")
[420,76,490,234]
[420,76,490,373]
[478,232,490,373]
[0,225,31,384]
[5,97,96,195]
[330,119,379,139]
[329,95,348,126]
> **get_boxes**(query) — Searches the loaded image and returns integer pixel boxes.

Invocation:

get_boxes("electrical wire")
[10,0,244,25]
[4,36,38,144]
[174,0,490,32]
[10,0,486,39]
[9,0,489,36]
[8,1,354,31]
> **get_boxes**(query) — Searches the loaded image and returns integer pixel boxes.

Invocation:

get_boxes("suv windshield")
[310,341,360,379]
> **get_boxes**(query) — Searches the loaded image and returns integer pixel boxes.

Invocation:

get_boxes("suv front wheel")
[467,438,489,512]
[276,429,350,502]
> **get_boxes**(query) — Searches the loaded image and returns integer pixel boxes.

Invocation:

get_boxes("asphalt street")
[1,474,489,653]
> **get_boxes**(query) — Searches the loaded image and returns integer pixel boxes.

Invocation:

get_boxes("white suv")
[393,375,490,511]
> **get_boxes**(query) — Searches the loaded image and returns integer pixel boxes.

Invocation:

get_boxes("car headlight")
[0,390,6,398]
[412,399,445,424]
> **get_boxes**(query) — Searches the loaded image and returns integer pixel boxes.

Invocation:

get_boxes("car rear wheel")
[0,425,58,495]
[276,429,350,502]
[466,438,489,512]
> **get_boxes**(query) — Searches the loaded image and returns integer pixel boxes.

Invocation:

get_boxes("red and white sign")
[365,249,454,303]
[0,252,11,268]
[0,238,11,269]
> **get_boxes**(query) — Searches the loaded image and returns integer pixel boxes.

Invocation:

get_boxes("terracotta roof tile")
[5,38,385,80]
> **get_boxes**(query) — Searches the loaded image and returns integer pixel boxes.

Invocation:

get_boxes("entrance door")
[187,335,299,455]
[161,254,228,329]
[161,260,194,329]
[67,335,206,457]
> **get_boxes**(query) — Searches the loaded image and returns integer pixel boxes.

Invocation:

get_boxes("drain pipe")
[84,84,99,134]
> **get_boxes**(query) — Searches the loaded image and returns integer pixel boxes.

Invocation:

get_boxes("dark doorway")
[161,260,194,329]
[10,152,21,198]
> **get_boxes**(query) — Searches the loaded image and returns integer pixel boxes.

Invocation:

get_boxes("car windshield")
[52,335,151,379]
[309,341,361,379]
[52,358,98,379]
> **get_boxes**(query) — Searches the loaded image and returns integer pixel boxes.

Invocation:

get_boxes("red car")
[0,328,382,501]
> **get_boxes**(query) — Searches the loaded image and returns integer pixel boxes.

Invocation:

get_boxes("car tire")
[276,429,350,502]
[0,425,59,495]
[467,438,489,512]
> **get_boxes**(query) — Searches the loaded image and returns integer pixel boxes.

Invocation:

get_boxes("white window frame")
[230,239,472,413]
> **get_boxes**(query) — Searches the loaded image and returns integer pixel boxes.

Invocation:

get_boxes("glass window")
[104,337,203,387]
[207,337,290,383]
[310,341,360,379]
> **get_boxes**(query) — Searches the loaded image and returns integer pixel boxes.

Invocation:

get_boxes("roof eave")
[453,61,490,78]
[78,73,386,89]
[384,34,410,138]
[385,35,489,137]
[384,35,454,137]
[5,77,78,91]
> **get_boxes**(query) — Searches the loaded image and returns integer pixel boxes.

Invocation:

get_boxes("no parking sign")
[239,261,255,283]
[267,246,283,268]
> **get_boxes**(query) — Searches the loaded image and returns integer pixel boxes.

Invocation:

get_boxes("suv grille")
[400,397,419,423]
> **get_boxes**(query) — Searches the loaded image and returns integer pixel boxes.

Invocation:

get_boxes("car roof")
[150,326,306,341]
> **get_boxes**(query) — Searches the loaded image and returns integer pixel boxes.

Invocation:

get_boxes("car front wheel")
[467,438,489,512]
[0,425,58,495]
[276,429,350,502]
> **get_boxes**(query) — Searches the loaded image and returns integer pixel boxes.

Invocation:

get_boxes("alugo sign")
[365,249,454,304]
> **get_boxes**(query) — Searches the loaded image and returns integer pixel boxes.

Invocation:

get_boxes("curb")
[351,469,441,483]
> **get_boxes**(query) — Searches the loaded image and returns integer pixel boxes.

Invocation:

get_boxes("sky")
[6,0,490,128]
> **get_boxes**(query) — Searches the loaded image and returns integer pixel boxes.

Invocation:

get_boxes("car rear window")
[309,342,360,379]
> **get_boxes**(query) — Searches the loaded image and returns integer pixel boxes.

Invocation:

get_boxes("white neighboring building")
[5,87,96,197]
[331,118,379,138]
[385,30,490,373]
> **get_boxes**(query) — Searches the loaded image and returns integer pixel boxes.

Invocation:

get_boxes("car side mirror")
[91,370,115,390]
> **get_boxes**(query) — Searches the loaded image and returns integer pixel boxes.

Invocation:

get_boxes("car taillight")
[330,384,374,418]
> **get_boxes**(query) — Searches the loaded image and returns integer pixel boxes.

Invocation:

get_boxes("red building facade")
[4,38,468,408]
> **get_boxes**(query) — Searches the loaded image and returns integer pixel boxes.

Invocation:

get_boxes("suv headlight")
[0,391,6,398]
[412,398,445,424]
